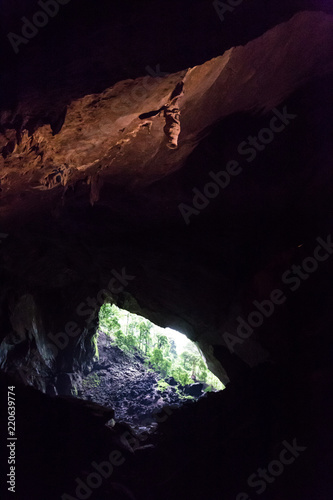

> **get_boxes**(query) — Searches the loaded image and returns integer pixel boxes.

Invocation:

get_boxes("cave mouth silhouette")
[74,303,224,429]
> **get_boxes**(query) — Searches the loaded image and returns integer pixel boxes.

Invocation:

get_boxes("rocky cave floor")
[75,331,208,432]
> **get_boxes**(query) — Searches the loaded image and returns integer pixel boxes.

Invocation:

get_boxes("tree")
[114,329,126,349]
[98,303,224,392]
[149,348,172,377]
[123,332,138,353]
[197,359,208,383]
[128,317,139,336]
[169,339,177,359]
[156,334,170,356]
[180,351,192,370]
[188,353,201,378]
[161,356,173,378]
[151,348,164,370]
[180,350,202,377]
[99,303,122,337]
[171,366,192,386]
[139,321,153,355]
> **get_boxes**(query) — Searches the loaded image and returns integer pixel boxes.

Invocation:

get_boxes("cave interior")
[0,1,333,499]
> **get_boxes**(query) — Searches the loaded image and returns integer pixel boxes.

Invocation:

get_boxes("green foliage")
[156,334,170,355]
[169,339,177,359]
[180,351,191,370]
[151,347,164,369]
[197,359,208,383]
[123,332,138,352]
[98,303,224,393]
[180,351,204,379]
[174,386,194,400]
[204,385,213,393]
[91,332,99,360]
[82,372,100,389]
[138,321,153,354]
[171,366,192,386]
[205,372,224,391]
[99,303,122,338]
[71,386,78,397]
[114,329,126,348]
[157,379,170,392]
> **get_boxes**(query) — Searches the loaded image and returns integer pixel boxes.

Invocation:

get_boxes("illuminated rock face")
[0,2,333,498]
[1,11,332,200]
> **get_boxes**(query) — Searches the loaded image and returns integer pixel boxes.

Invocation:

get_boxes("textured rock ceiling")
[1,11,332,216]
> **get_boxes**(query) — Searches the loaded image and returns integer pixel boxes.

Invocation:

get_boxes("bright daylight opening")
[76,303,224,431]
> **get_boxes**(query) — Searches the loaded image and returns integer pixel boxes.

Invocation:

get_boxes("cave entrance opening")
[77,303,224,430]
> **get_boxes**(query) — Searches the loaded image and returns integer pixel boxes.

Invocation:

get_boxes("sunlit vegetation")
[98,303,224,392]
[82,372,101,389]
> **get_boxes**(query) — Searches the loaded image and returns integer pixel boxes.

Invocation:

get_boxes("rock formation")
[0,1,332,499]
